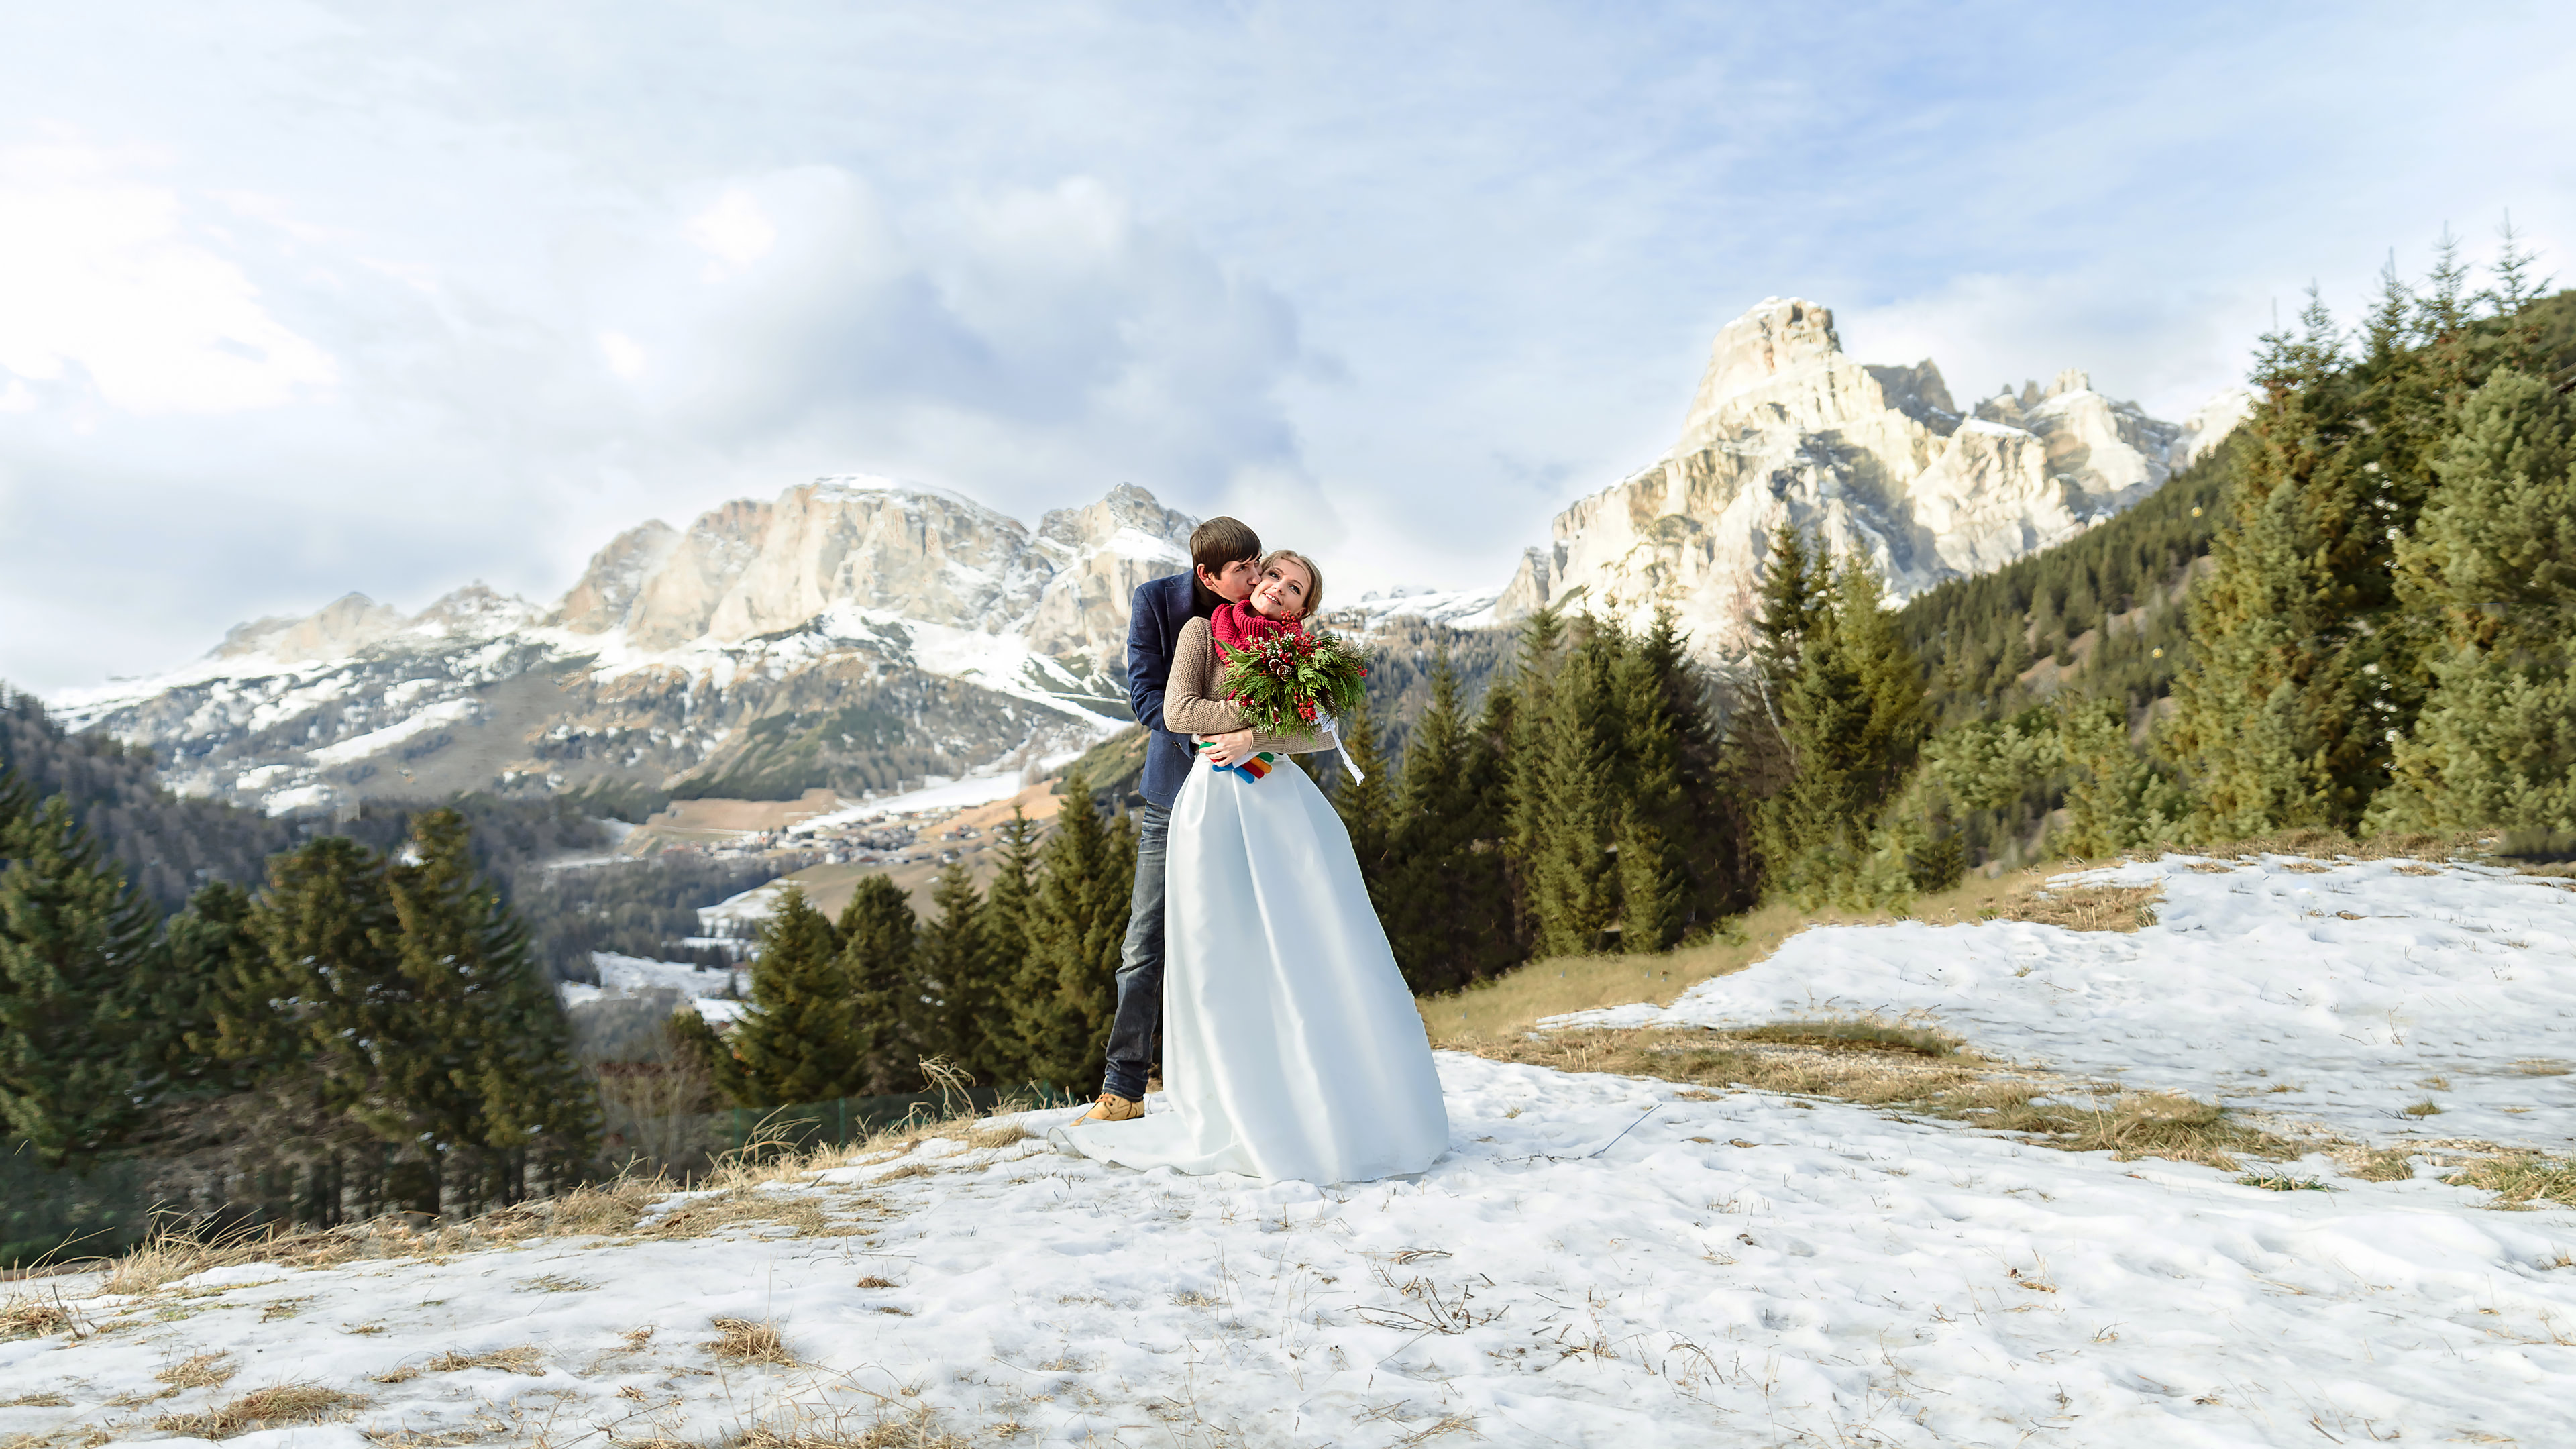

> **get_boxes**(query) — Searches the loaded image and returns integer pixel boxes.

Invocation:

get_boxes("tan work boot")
[1075,1091,1143,1124]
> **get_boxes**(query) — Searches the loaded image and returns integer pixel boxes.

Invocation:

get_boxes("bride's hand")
[1199,728,1257,767]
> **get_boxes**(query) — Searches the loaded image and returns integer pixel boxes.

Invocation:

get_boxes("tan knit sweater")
[1163,616,1330,756]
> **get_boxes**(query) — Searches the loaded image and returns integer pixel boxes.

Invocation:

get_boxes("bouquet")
[1216,621,1371,737]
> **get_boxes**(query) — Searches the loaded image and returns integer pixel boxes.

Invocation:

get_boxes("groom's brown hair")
[1190,517,1262,577]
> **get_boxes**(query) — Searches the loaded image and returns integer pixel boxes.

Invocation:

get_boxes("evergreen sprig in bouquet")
[1217,621,1371,738]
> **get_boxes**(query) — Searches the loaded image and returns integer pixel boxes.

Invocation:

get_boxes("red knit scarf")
[1210,600,1298,656]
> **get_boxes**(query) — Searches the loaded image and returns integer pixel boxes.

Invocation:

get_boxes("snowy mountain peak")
[1497,297,2253,653]
[406,583,540,640]
[211,592,407,664]
[556,521,682,635]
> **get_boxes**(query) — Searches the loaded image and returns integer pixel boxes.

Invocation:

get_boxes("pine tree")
[379,810,597,1204]
[1613,608,1698,951]
[979,808,1041,1084]
[1010,771,1134,1091]
[154,880,279,1095]
[2371,366,2576,832]
[1380,652,1518,989]
[665,1003,726,1084]
[1758,555,1927,905]
[1746,525,1829,767]
[247,837,407,1144]
[380,810,513,1178]
[1527,619,1627,956]
[1752,523,1829,702]
[1470,674,1533,954]
[0,794,159,1166]
[1499,603,1567,884]
[718,887,865,1107]
[915,861,1001,1081]
[837,875,922,1094]
[2167,292,2379,837]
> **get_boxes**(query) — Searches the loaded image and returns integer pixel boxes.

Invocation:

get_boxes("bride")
[1054,549,1450,1184]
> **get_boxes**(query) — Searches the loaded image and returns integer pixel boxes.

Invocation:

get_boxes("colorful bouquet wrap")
[1192,743,1277,783]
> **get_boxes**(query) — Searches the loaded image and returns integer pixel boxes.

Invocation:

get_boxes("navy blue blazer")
[1128,570,1217,809]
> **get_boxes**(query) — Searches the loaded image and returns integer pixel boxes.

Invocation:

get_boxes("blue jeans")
[1103,802,1169,1102]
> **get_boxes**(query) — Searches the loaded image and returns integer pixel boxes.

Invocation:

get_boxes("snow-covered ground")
[1326,585,1502,631]
[558,951,748,1024]
[7,1053,2572,1447]
[1547,856,2576,1153]
[782,751,1083,838]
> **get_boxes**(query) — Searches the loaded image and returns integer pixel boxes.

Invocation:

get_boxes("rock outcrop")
[1496,298,2245,656]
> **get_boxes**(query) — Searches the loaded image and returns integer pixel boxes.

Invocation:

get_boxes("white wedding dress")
[1054,753,1452,1184]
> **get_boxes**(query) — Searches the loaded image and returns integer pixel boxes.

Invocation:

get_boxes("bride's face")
[1250,559,1313,620]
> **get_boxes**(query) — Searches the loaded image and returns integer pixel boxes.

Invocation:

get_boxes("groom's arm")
[1126,576,1177,734]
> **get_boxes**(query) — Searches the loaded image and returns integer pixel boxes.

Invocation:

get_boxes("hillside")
[6,852,2570,1446]
[0,688,301,914]
[1894,286,2576,733]
[1894,433,2235,731]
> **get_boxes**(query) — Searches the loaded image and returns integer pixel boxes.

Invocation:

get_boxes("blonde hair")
[1258,549,1324,619]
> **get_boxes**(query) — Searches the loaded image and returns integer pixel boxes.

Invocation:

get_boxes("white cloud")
[598,330,648,380]
[0,138,338,415]
[684,189,778,269]
[576,167,1312,514]
[1838,270,2265,421]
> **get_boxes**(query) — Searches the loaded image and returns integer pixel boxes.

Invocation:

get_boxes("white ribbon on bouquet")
[1322,716,1365,784]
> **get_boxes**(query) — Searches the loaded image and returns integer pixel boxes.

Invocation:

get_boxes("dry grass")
[641,1187,839,1240]
[2183,826,2498,865]
[91,1183,660,1297]
[546,1174,663,1236]
[1731,1016,1961,1057]
[705,1317,797,1366]
[728,1403,971,1448]
[1988,881,2162,932]
[1423,866,2071,1044]
[1461,1028,2300,1170]
[156,1352,237,1389]
[2345,1148,2417,1182]
[423,1345,548,1376]
[0,1293,82,1342]
[854,1275,898,1289]
[963,1121,1035,1151]
[0,1393,72,1408]
[2443,1155,2576,1208]
[2237,1171,2336,1192]
[153,1383,360,1439]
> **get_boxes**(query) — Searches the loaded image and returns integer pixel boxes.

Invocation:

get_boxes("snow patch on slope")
[1546,856,2576,1151]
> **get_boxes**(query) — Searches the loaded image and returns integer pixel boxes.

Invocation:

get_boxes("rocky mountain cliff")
[1495,297,2250,655]
[56,480,1195,816]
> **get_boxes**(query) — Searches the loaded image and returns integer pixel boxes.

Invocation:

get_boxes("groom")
[1075,515,1264,1124]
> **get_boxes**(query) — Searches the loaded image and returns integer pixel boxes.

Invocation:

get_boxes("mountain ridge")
[54,478,1194,816]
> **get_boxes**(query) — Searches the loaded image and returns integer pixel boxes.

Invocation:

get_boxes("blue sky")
[4,1,2572,692]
